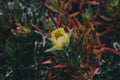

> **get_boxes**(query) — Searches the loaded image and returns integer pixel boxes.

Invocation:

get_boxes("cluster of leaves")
[41,0,120,80]
[0,0,120,80]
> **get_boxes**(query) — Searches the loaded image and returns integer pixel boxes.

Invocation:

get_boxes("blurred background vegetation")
[0,0,120,80]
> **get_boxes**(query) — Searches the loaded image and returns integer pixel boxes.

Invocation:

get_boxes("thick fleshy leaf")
[49,13,57,26]
[32,25,42,32]
[79,2,83,10]
[44,3,59,13]
[68,28,73,38]
[42,59,53,64]
[99,15,111,21]
[73,17,83,31]
[70,11,80,17]
[45,47,56,52]
[87,1,100,5]
[91,68,100,80]
[53,64,67,68]
[96,26,112,36]
[57,13,62,27]
[102,47,120,56]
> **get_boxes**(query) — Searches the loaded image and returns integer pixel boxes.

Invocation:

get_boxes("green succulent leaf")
[108,0,119,7]
[45,46,56,52]
[13,2,22,22]
[4,41,16,66]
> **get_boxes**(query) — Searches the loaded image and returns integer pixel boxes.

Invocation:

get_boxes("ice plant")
[46,28,69,52]
[42,0,120,80]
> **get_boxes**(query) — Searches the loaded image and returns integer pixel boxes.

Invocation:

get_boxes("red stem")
[32,25,42,32]
[102,47,120,56]
[57,13,62,28]
[49,13,57,26]
[96,26,112,36]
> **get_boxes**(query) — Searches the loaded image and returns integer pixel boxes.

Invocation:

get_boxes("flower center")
[52,28,66,39]
[54,32,64,39]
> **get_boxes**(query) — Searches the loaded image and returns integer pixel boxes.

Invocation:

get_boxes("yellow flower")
[51,28,69,50]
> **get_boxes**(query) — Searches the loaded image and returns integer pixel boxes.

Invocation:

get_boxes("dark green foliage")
[0,0,48,80]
